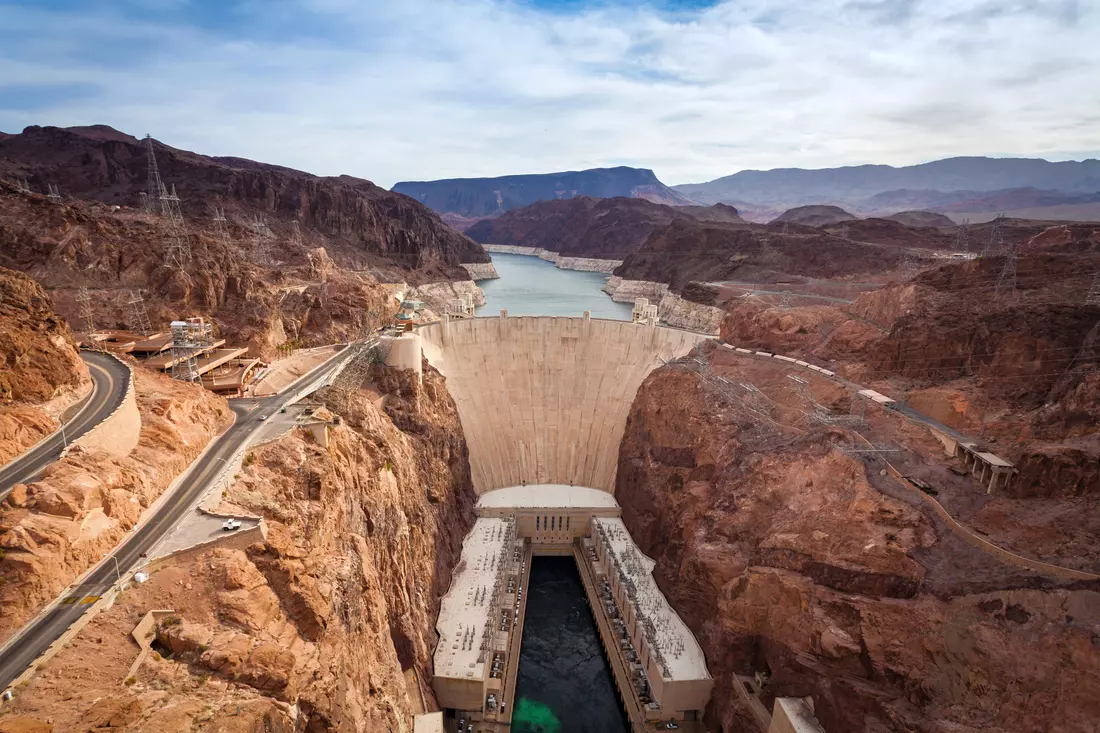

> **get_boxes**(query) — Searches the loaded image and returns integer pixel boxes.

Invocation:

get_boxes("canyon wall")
[0,267,91,464]
[0,368,231,642]
[419,316,709,493]
[0,364,477,731]
[614,347,1100,733]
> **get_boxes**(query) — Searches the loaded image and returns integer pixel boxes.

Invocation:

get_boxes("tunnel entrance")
[512,556,629,733]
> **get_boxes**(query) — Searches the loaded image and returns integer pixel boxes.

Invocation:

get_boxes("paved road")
[0,348,352,691]
[0,351,131,499]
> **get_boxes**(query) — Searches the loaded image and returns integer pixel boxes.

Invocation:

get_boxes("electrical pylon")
[291,220,303,247]
[1086,273,1100,306]
[212,206,229,244]
[145,134,167,213]
[75,287,96,334]
[981,215,1005,258]
[995,240,1018,299]
[124,289,153,336]
[955,219,970,256]
[46,184,61,203]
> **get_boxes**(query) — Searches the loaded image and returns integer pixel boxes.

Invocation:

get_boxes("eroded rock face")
[0,368,231,642]
[0,267,91,463]
[614,357,1100,733]
[0,363,475,732]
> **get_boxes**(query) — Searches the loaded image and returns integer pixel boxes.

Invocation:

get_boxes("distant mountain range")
[391,166,694,219]
[673,156,1100,222]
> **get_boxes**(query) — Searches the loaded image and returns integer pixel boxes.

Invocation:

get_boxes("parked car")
[222,519,242,531]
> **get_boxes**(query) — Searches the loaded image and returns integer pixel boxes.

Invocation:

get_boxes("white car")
[222,519,242,532]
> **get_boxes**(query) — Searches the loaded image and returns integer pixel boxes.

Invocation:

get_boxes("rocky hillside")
[392,166,695,218]
[673,156,1100,209]
[616,343,1100,733]
[881,210,956,228]
[0,180,405,356]
[718,222,1100,497]
[0,267,90,463]
[613,219,914,297]
[0,363,475,731]
[0,367,232,643]
[772,205,856,227]
[0,125,488,278]
[466,196,745,259]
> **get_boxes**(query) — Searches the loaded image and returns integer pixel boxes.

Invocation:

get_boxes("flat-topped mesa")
[419,315,710,493]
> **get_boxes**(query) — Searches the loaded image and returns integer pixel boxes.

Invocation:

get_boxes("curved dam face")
[420,316,709,493]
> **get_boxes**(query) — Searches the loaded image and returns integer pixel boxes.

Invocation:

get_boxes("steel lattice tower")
[995,240,1018,299]
[955,219,970,255]
[291,220,303,247]
[212,206,229,244]
[981,215,1005,258]
[1086,273,1100,306]
[46,184,61,203]
[145,134,167,213]
[124,289,153,336]
[75,287,96,334]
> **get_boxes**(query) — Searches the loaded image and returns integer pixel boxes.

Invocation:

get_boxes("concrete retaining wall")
[146,523,267,572]
[420,316,709,493]
[72,369,140,458]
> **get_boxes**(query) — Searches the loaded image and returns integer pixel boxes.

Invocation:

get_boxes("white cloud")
[0,0,1097,187]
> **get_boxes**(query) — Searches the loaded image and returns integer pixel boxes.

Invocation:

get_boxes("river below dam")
[512,556,630,733]
[478,253,633,320]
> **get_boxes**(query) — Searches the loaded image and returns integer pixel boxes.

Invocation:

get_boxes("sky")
[0,0,1098,188]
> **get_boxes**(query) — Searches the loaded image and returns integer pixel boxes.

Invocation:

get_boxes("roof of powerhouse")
[594,517,710,683]
[477,483,621,509]
[434,517,514,680]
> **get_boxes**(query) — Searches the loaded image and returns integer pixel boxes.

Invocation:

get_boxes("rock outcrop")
[467,197,744,261]
[0,267,91,464]
[0,362,475,732]
[772,205,857,227]
[615,345,1100,733]
[0,125,491,355]
[0,368,231,641]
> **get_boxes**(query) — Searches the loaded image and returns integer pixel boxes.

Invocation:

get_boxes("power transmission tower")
[46,184,61,203]
[17,178,31,194]
[124,289,153,336]
[291,220,303,247]
[212,206,229,245]
[145,134,167,213]
[75,287,96,334]
[995,240,1018,299]
[161,185,191,270]
[782,221,790,236]
[838,224,849,240]
[955,219,970,256]
[981,215,1005,258]
[1086,274,1100,306]
[170,319,212,382]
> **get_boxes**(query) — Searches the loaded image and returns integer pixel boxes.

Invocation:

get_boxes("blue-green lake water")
[477,254,633,319]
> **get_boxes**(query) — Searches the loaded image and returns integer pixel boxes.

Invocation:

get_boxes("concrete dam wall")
[420,316,709,494]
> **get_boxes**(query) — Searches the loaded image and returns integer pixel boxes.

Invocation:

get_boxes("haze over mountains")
[390,167,693,220]
[397,156,1100,226]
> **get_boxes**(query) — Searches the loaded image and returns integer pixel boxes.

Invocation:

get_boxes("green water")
[512,556,629,733]
[511,697,563,733]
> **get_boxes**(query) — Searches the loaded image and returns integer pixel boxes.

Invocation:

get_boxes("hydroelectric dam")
[393,313,715,733]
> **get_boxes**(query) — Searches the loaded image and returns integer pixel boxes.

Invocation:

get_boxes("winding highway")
[0,351,131,499]
[0,346,353,691]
